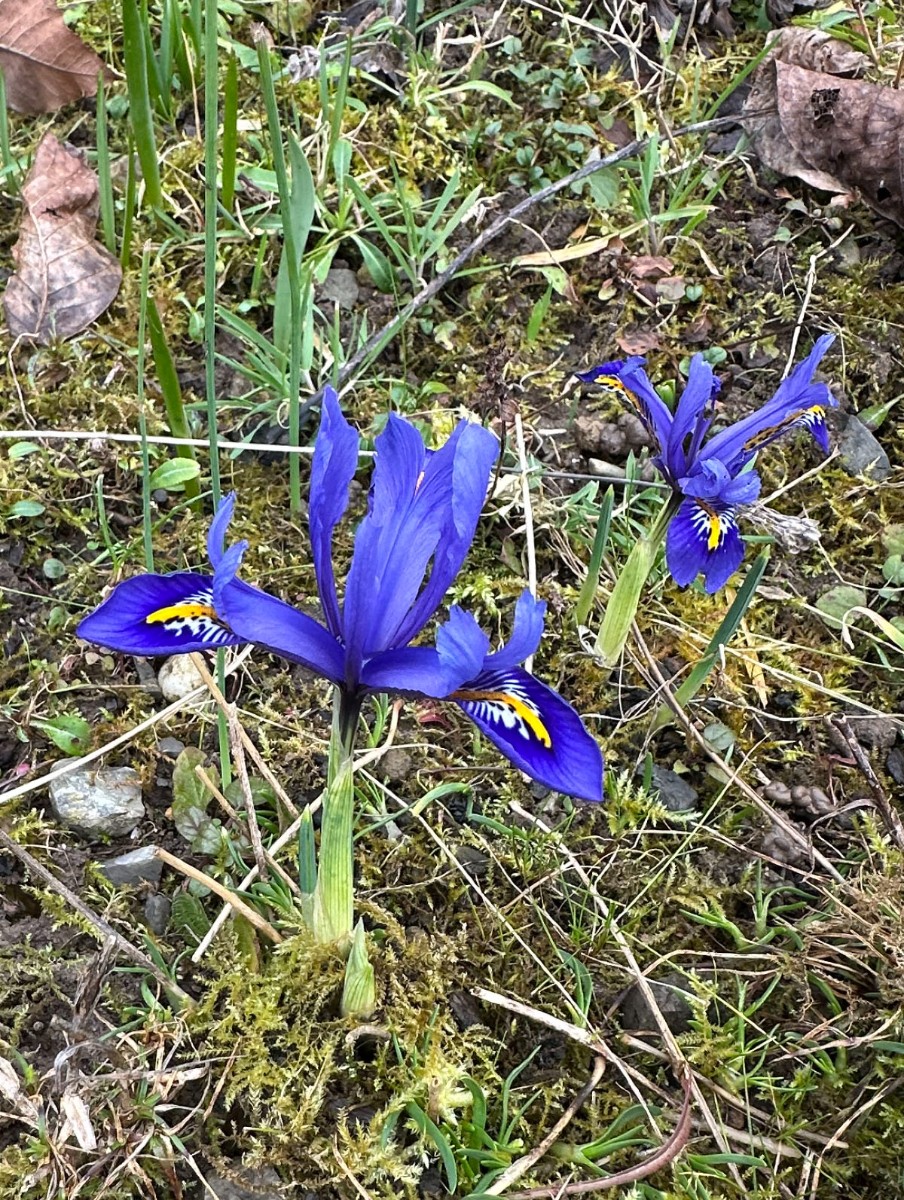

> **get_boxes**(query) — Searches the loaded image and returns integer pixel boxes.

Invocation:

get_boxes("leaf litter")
[0,0,110,114]
[3,133,122,344]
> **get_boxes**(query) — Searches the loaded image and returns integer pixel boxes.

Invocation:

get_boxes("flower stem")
[310,689,361,948]
[594,494,680,668]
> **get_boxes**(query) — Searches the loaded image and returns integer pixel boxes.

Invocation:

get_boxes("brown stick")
[0,829,191,1005]
[504,1068,694,1198]
[830,716,904,850]
[189,653,299,818]
[154,847,283,944]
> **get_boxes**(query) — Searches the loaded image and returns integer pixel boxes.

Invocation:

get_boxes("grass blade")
[651,549,771,730]
[122,0,162,208]
[575,486,613,627]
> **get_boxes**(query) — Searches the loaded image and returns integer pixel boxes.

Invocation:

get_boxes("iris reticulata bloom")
[578,334,837,592]
[78,389,603,802]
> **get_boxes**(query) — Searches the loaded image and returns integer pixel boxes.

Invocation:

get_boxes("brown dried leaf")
[616,327,661,355]
[627,254,674,281]
[0,0,109,114]
[745,31,904,227]
[3,133,122,344]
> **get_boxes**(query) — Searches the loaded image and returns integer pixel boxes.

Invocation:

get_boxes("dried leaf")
[0,0,110,114]
[745,31,904,227]
[616,327,661,355]
[59,1091,97,1152]
[3,133,122,344]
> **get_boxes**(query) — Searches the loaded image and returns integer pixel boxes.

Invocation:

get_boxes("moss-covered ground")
[1,1,904,1197]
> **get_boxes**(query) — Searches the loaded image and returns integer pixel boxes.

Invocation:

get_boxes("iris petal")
[343,418,497,668]
[76,572,244,656]
[309,386,360,637]
[584,356,675,457]
[666,497,746,593]
[483,590,545,671]
[666,355,716,479]
[392,422,498,648]
[212,541,345,682]
[453,667,604,802]
[702,334,837,470]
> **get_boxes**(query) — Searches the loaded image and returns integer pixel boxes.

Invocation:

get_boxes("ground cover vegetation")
[0,0,903,1196]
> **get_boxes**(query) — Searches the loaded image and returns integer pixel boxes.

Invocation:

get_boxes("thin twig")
[829,716,904,850]
[504,1068,693,1198]
[190,810,308,961]
[304,114,756,423]
[485,1057,606,1195]
[190,653,299,818]
[0,829,191,1005]
[228,704,269,879]
[154,847,283,944]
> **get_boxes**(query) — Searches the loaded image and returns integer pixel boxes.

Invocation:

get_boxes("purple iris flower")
[578,334,838,592]
[78,389,603,803]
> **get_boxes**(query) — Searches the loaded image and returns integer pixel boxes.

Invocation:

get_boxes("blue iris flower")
[78,389,603,803]
[578,334,838,593]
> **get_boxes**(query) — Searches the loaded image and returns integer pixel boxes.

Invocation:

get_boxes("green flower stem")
[594,495,680,668]
[310,690,361,948]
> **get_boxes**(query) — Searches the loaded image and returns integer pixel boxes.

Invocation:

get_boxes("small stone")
[763,780,791,805]
[144,893,171,934]
[454,846,490,878]
[886,747,904,785]
[620,973,699,1035]
[375,748,413,783]
[152,489,169,506]
[646,764,698,812]
[790,785,809,804]
[449,988,483,1030]
[838,415,890,481]
[617,411,650,450]
[761,824,806,866]
[98,846,162,886]
[157,656,205,702]
[588,458,626,478]
[320,267,359,310]
[158,737,185,758]
[205,1168,282,1200]
[573,415,627,458]
[807,787,835,816]
[848,716,900,752]
[49,762,144,839]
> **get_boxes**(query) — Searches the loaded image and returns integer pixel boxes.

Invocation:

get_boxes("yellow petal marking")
[452,689,552,749]
[743,405,824,452]
[146,602,220,625]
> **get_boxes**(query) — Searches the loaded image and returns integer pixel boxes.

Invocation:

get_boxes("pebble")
[98,845,162,886]
[837,415,891,481]
[646,764,699,812]
[319,267,359,310]
[886,747,904,785]
[144,893,171,934]
[620,973,701,1035]
[375,748,413,783]
[158,737,185,758]
[49,762,144,839]
[157,656,205,702]
[761,824,807,866]
[204,1167,283,1200]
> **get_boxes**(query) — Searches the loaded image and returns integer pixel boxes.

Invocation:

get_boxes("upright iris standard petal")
[666,355,717,480]
[309,387,361,637]
[701,334,837,470]
[482,589,545,671]
[453,667,604,803]
[391,423,499,649]
[341,416,498,677]
[206,492,237,569]
[76,572,245,655]
[211,537,346,682]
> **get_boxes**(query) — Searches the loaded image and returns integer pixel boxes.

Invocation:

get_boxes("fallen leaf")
[616,327,661,355]
[627,254,674,281]
[0,0,110,114]
[744,29,904,227]
[655,275,686,303]
[3,133,122,344]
